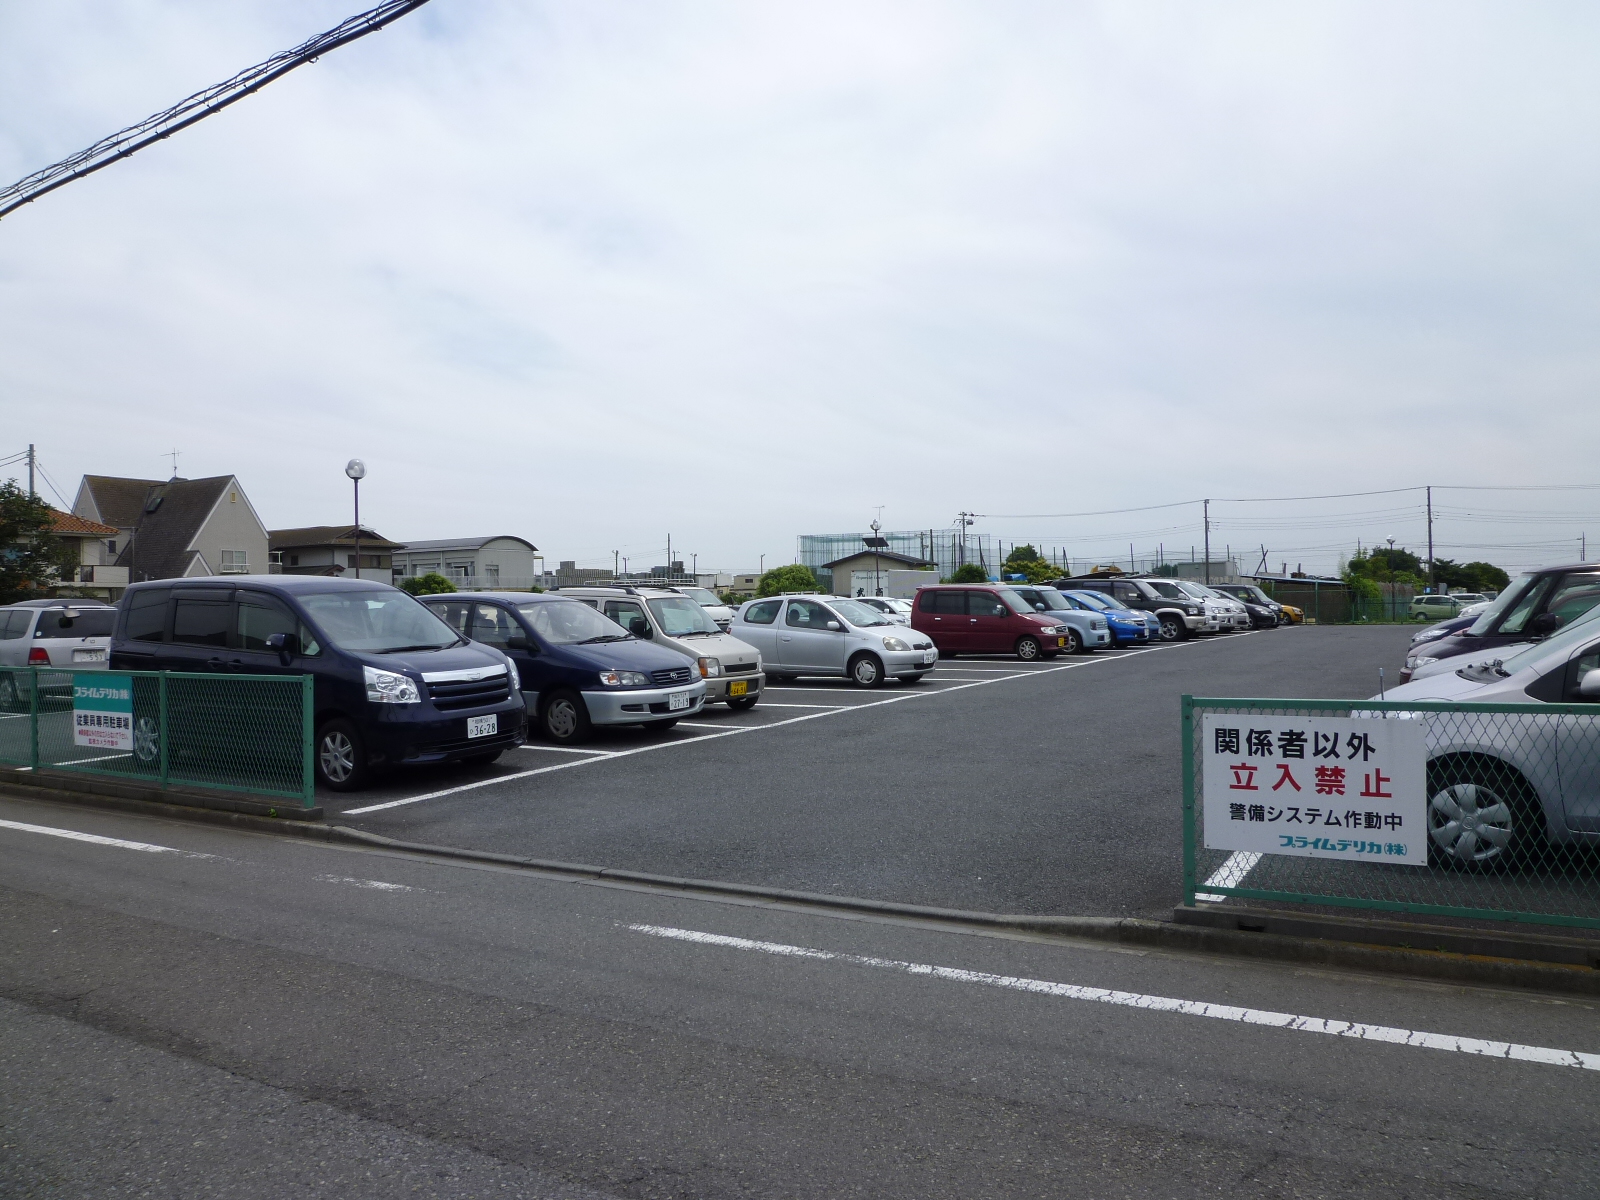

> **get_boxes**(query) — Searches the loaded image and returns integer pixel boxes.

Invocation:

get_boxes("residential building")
[392,536,541,591]
[72,475,269,584]
[44,510,127,600]
[269,526,403,582]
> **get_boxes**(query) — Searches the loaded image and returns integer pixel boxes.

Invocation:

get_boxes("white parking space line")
[628,924,1600,1072]
[342,643,1179,816]
[1195,851,1262,903]
[672,721,735,729]
[517,745,620,756]
[49,752,133,767]
[0,817,182,855]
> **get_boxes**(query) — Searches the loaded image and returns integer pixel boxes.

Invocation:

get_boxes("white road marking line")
[343,642,1178,815]
[673,721,734,729]
[1195,851,1262,903]
[316,874,414,892]
[628,924,1600,1071]
[49,752,134,767]
[0,817,206,857]
[517,744,619,756]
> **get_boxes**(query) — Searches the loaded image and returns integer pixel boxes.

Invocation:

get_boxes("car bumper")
[1108,624,1151,644]
[1182,614,1220,632]
[886,647,939,676]
[706,672,765,702]
[582,681,708,723]
[370,700,528,765]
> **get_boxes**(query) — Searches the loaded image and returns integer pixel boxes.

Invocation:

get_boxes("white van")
[556,586,765,709]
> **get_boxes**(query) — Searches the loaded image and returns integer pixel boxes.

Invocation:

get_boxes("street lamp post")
[345,459,366,580]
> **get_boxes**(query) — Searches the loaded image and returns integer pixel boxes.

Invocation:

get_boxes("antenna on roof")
[165,448,180,479]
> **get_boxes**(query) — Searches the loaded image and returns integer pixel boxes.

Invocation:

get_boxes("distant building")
[73,475,269,584]
[46,509,125,600]
[820,549,936,597]
[269,526,403,582]
[392,536,541,591]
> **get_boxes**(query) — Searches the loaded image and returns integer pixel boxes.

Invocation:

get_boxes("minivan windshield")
[1148,581,1188,600]
[1067,590,1119,612]
[1495,603,1600,676]
[647,595,721,636]
[300,590,461,653]
[829,598,893,627]
[1175,582,1215,600]
[676,587,723,607]
[519,600,632,645]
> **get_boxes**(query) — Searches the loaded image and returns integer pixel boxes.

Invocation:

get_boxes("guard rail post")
[1181,693,1197,908]
[28,666,40,772]
[300,674,315,808]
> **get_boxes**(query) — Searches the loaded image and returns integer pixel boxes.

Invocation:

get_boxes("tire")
[1015,636,1042,662]
[1061,628,1083,655]
[461,749,503,766]
[1426,755,1541,871]
[0,672,19,712]
[727,694,759,710]
[132,715,160,766]
[849,653,886,688]
[540,689,593,744]
[643,719,678,733]
[1157,615,1185,642]
[316,718,371,792]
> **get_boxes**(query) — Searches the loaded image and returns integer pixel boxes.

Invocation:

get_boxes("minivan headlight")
[364,665,420,704]
[697,657,722,678]
[599,669,651,687]
[881,636,910,652]
[506,658,520,692]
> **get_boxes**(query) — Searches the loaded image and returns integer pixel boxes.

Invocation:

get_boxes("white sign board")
[1202,714,1426,865]
[73,672,134,752]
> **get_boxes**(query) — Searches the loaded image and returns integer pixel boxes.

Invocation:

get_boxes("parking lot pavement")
[326,625,1416,919]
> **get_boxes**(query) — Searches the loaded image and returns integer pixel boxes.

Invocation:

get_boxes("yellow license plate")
[1056,637,1067,647]
[728,680,748,696]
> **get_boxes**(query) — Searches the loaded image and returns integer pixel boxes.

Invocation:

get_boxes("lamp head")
[345,459,367,480]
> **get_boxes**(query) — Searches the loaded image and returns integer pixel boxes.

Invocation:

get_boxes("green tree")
[943,563,989,584]
[755,564,818,597]
[1461,561,1510,593]
[1001,544,1056,583]
[400,572,457,596]
[0,481,73,604]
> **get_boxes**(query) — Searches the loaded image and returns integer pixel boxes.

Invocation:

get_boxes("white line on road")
[517,744,619,756]
[342,642,1179,816]
[49,752,133,767]
[628,924,1600,1072]
[0,817,186,855]
[756,703,855,709]
[316,874,415,892]
[1196,851,1262,903]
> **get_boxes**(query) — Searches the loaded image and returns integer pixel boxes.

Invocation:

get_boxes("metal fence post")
[301,674,315,808]
[1181,694,1197,907]
[158,672,169,787]
[28,667,40,772]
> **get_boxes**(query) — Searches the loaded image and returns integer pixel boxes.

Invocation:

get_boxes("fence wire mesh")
[0,667,313,805]
[1184,697,1600,931]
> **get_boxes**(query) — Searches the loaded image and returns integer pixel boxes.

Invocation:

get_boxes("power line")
[0,0,433,221]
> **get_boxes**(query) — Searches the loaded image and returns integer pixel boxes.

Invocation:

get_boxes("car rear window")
[124,588,171,643]
[36,609,115,638]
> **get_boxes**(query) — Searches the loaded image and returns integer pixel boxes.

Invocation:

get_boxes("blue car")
[1063,589,1155,646]
[420,591,706,745]
[111,576,527,791]
[1006,585,1112,653]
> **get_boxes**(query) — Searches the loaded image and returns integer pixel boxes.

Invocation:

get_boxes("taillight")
[28,647,50,665]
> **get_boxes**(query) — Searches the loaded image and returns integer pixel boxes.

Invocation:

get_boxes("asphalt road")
[2,795,1596,1198]
[324,626,1416,918]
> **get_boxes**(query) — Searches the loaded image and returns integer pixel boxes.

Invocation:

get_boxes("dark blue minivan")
[417,591,707,743]
[110,576,526,790]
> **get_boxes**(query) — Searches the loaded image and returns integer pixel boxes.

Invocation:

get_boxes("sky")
[3,1,1599,576]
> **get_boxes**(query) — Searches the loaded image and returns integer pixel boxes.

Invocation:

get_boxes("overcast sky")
[3,1,1599,575]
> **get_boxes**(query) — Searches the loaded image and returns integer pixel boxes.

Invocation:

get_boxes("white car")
[733,595,937,687]
[851,596,913,625]
[666,586,735,631]
[0,601,116,709]
[1372,610,1600,868]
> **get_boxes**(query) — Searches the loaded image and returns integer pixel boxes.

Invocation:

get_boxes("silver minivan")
[558,587,765,709]
[0,601,116,709]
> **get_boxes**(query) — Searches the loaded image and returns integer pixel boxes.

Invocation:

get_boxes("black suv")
[1051,576,1216,641]
[1399,562,1600,682]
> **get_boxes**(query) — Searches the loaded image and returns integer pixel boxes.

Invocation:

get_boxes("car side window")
[124,589,171,643]
[0,611,25,640]
[1112,583,1139,603]
[171,599,232,648]
[786,599,829,628]
[237,594,299,653]
[1499,578,1554,634]
[430,600,473,637]
[605,600,649,633]
[971,592,1007,618]
[744,600,781,624]
[921,591,963,615]
[1572,650,1600,702]
[1547,575,1600,625]
[470,604,519,648]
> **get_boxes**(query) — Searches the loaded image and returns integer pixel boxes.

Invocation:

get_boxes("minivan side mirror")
[264,632,300,664]
[628,617,652,638]
[1579,669,1600,698]
[1034,603,1047,612]
[505,634,533,652]
[1530,613,1564,637]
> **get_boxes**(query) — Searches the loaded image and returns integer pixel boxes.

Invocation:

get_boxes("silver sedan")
[733,595,938,687]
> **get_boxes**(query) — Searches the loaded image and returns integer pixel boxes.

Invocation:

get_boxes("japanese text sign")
[73,673,133,752]
[1201,714,1425,865]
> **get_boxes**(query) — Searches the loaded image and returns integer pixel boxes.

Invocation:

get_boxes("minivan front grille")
[427,675,510,711]
[651,666,693,687]
[722,661,759,674]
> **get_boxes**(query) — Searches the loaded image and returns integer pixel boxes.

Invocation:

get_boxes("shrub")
[400,572,457,596]
[943,563,989,584]
[755,564,819,597]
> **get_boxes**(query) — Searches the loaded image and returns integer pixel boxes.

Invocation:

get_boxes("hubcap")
[1018,640,1039,660]
[855,659,878,684]
[320,731,355,783]
[133,716,160,764]
[1429,783,1514,863]
[547,699,578,739]
[1159,619,1179,641]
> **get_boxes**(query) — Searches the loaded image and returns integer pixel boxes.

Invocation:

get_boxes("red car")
[910,584,1075,661]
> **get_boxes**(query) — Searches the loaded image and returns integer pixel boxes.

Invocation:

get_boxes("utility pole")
[1583,534,1588,561]
[666,533,671,574]
[1203,499,1212,585]
[691,553,697,579]
[1426,485,1435,592]
[613,550,619,578]
[26,444,35,498]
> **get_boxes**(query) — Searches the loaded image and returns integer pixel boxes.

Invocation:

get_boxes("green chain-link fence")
[0,667,314,807]
[1183,696,1600,931]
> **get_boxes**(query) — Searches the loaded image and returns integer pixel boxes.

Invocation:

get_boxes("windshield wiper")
[377,643,453,653]
[577,634,632,644]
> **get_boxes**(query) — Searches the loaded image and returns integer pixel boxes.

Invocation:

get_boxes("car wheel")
[849,653,886,688]
[727,694,759,710]
[316,718,371,792]
[1061,628,1083,655]
[1426,756,1539,871]
[540,689,593,744]
[132,715,160,766]
[1157,615,1185,642]
[1015,636,1042,662]
[643,719,678,733]
[461,749,503,766]
[0,672,19,712]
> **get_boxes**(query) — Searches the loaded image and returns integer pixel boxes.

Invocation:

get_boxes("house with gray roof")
[72,475,269,584]
[391,536,541,591]
[268,526,403,582]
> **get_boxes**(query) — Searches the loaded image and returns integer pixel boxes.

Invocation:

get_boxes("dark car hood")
[552,638,694,672]
[1412,631,1530,665]
[355,641,508,677]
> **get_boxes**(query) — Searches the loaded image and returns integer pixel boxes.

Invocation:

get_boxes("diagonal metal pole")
[0,0,433,221]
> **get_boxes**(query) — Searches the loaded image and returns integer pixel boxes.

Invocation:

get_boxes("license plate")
[1056,637,1067,648]
[727,680,748,697]
[669,691,693,711]
[467,714,497,739]
[922,650,936,664]
[73,649,106,663]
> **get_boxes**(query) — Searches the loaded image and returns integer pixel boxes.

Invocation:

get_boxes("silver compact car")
[0,601,116,709]
[733,595,937,687]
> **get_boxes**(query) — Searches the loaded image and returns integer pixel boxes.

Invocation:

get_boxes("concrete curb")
[6,777,1600,997]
